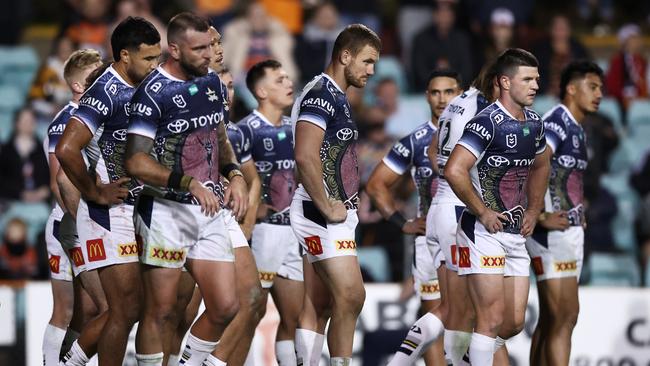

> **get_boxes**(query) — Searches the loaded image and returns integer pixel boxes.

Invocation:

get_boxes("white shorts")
[290,199,359,263]
[412,236,441,301]
[456,211,530,277]
[134,196,234,269]
[525,226,584,281]
[222,209,249,249]
[251,223,303,288]
[45,212,73,281]
[59,213,86,276]
[76,200,138,272]
[427,203,465,272]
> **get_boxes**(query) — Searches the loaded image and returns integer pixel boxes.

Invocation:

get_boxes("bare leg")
[539,277,579,365]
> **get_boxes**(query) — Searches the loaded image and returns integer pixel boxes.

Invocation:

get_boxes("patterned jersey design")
[128,67,229,205]
[383,121,438,217]
[238,110,295,225]
[291,73,359,209]
[72,66,139,204]
[542,104,588,226]
[435,87,490,205]
[457,100,546,234]
[226,121,247,164]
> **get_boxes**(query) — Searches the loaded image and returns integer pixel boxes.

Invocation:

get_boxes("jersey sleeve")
[457,115,495,159]
[382,134,414,175]
[127,83,162,139]
[535,122,547,155]
[542,118,566,153]
[46,122,64,153]
[226,124,245,164]
[237,121,253,163]
[73,83,113,135]
[296,87,336,130]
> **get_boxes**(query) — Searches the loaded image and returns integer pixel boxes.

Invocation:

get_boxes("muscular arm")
[56,167,81,218]
[294,121,330,215]
[239,160,260,239]
[125,134,172,186]
[55,119,99,201]
[445,145,486,216]
[427,133,439,175]
[48,154,65,209]
[365,162,403,218]
[216,122,239,169]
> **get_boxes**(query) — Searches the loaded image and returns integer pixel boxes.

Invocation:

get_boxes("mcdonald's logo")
[532,257,544,275]
[458,247,471,268]
[49,255,60,273]
[86,239,106,262]
[69,247,85,266]
[451,244,457,265]
[304,236,323,256]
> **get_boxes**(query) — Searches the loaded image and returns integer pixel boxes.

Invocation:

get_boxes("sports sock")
[60,328,80,359]
[136,352,164,366]
[387,313,444,365]
[178,333,218,366]
[61,340,89,366]
[330,357,351,366]
[43,324,66,366]
[201,354,226,366]
[167,354,180,366]
[312,333,325,366]
[444,330,472,365]
[295,329,316,366]
[275,340,297,366]
[494,336,506,352]
[468,333,495,366]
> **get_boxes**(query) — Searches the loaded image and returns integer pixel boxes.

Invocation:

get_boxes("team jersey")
[434,87,490,205]
[291,73,359,209]
[238,110,296,225]
[44,102,78,220]
[72,65,139,204]
[128,66,229,205]
[542,104,588,226]
[382,121,438,218]
[225,121,247,164]
[457,100,546,234]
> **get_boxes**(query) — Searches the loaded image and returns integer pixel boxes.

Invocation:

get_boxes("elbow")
[365,177,380,200]
[444,163,461,185]
[125,157,140,178]
[54,142,69,165]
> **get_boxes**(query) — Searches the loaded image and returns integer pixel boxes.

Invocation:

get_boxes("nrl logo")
[172,94,186,108]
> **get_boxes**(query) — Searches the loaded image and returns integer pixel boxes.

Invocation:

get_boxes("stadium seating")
[357,246,391,282]
[598,97,625,136]
[532,94,558,116]
[600,173,639,252]
[587,252,641,286]
[0,201,50,245]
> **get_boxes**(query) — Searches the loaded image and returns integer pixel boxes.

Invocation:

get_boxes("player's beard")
[344,65,366,88]
[180,54,209,78]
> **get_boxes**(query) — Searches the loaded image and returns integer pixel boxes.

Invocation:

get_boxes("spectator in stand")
[475,8,516,79]
[606,24,648,112]
[0,218,38,279]
[397,0,435,75]
[260,0,303,34]
[0,107,50,203]
[631,153,650,285]
[410,3,473,91]
[222,1,298,84]
[29,37,77,123]
[333,0,381,33]
[59,0,111,57]
[535,15,590,96]
[295,1,344,85]
[109,0,168,53]
[193,0,235,30]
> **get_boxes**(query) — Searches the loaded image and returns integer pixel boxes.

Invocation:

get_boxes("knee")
[550,304,579,331]
[475,304,505,335]
[207,298,240,326]
[335,285,365,317]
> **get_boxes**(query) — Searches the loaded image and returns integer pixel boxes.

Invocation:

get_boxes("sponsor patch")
[335,239,356,251]
[49,255,61,273]
[86,239,106,262]
[259,271,276,283]
[458,247,471,268]
[480,255,505,268]
[69,247,85,267]
[118,242,139,257]
[150,247,185,262]
[304,236,323,255]
[554,260,577,272]
[532,256,544,275]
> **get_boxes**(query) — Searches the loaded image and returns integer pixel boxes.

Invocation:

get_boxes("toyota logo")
[417,167,433,177]
[255,161,273,172]
[112,129,127,141]
[167,119,189,134]
[336,128,354,141]
[487,155,509,167]
[557,155,576,168]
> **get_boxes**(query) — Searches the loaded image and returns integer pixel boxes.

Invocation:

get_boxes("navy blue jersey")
[225,121,246,164]
[542,104,588,225]
[72,65,139,204]
[238,110,296,225]
[128,67,229,205]
[291,73,359,209]
[458,100,546,233]
[383,121,438,217]
[46,102,78,155]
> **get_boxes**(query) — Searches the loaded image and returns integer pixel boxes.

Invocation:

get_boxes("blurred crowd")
[2,0,650,285]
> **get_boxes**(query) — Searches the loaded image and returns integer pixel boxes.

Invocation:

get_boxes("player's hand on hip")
[478,209,506,234]
[325,199,347,223]
[521,209,542,237]
[402,217,426,235]
[539,210,570,231]
[224,175,248,220]
[95,177,131,205]
[189,179,220,217]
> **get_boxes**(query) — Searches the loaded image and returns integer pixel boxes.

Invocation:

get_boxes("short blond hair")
[63,49,102,85]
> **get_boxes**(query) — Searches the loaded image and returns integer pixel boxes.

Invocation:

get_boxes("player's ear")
[70,80,84,95]
[499,75,510,91]
[168,43,180,61]
[567,82,577,97]
[340,49,352,66]
[257,86,267,100]
[119,49,130,65]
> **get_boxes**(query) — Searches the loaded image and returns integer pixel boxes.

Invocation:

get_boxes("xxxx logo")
[304,236,323,255]
[259,271,275,283]
[335,239,356,250]
[49,255,61,273]
[458,247,471,268]
[118,242,139,257]
[151,247,185,262]
[481,256,505,268]
[554,261,577,272]
[420,283,440,294]
[69,247,85,266]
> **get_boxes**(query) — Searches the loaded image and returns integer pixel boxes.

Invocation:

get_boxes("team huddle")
[41,10,602,366]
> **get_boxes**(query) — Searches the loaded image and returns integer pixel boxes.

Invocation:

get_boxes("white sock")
[444,330,472,365]
[295,329,316,366]
[61,328,80,359]
[201,354,226,366]
[61,340,89,366]
[179,333,218,366]
[330,357,351,366]
[312,333,325,366]
[136,352,164,366]
[87,355,98,366]
[387,313,444,365]
[243,347,255,366]
[275,340,296,366]
[493,336,506,353]
[167,354,180,366]
[468,333,495,366]
[43,324,66,366]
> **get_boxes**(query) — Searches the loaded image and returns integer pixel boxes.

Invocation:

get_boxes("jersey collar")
[157,65,185,82]
[68,101,79,109]
[495,99,519,120]
[427,120,437,131]
[253,109,275,127]
[321,73,344,94]
[558,103,578,125]
[107,65,134,88]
